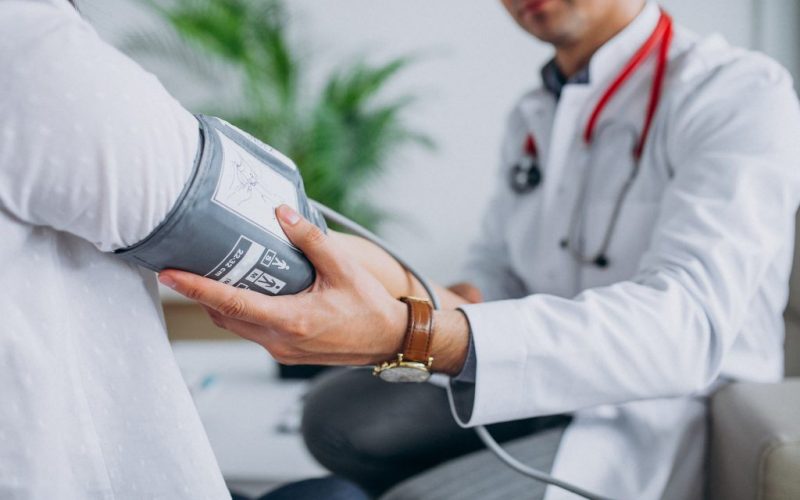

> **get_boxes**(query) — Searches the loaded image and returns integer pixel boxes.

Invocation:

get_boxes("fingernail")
[277,205,301,225]
[159,274,177,289]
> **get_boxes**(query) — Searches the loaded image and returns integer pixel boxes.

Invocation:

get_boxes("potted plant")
[126,0,432,377]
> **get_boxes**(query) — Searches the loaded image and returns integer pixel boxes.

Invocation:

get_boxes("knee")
[301,369,388,465]
[301,367,451,467]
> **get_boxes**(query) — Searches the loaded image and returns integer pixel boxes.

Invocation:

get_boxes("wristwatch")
[373,296,434,383]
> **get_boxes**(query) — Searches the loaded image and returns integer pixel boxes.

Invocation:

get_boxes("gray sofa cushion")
[709,379,800,500]
[784,210,800,377]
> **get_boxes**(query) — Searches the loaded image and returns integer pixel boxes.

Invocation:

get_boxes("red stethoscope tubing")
[517,10,674,267]
[583,9,673,159]
[523,9,673,164]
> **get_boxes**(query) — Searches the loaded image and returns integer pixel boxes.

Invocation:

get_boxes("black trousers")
[300,368,572,498]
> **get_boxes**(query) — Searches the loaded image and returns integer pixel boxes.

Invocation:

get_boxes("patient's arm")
[162,208,472,374]
[329,231,477,309]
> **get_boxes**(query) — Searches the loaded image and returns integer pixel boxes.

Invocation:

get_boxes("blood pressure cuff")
[116,115,326,296]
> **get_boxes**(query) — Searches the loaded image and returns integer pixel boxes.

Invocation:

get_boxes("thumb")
[276,204,347,277]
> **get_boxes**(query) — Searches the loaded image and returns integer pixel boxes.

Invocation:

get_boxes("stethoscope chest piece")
[510,134,542,194]
[510,155,541,193]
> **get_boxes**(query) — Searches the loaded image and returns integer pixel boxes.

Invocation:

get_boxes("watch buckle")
[372,353,434,377]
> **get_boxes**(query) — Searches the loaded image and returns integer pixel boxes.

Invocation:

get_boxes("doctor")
[161,0,800,498]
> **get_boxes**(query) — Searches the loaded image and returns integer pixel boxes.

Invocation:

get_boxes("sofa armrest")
[708,379,800,500]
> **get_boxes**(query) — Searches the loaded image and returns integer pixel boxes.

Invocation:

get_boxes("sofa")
[707,230,800,499]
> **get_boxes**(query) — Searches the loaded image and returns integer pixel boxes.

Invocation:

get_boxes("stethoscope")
[510,9,673,268]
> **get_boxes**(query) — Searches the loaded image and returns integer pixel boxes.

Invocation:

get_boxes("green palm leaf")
[130,0,433,231]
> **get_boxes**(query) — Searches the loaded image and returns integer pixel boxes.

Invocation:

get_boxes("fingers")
[203,306,268,342]
[201,307,380,367]
[203,307,293,359]
[275,205,348,278]
[200,307,354,365]
[159,270,287,325]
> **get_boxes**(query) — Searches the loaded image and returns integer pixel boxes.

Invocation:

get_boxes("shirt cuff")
[446,309,477,425]
[446,299,537,426]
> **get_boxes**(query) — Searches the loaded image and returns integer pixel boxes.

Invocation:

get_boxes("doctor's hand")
[158,205,470,374]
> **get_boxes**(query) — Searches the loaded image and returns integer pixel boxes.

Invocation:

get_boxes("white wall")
[754,0,800,80]
[83,0,793,284]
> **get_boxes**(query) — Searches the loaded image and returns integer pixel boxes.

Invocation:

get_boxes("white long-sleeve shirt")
[0,1,229,498]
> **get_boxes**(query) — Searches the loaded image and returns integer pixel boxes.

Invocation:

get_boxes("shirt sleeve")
[447,55,800,426]
[0,1,198,251]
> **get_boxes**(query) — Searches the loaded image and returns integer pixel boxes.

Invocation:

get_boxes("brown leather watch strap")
[398,296,434,364]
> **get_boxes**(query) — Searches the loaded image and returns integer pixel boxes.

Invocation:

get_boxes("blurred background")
[76,0,800,496]
[82,0,800,286]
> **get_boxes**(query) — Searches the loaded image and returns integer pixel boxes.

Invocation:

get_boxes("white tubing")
[311,200,610,500]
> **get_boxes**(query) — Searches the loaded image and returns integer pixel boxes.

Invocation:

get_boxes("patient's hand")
[329,231,471,309]
[447,282,483,304]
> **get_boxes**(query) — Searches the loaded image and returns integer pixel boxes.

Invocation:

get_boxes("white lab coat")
[447,3,800,499]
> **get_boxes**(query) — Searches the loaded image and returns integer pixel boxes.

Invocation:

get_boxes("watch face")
[378,365,431,383]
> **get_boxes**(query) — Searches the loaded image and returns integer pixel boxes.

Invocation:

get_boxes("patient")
[0,1,316,497]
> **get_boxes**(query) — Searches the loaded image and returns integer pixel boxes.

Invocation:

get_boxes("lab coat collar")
[587,1,662,89]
